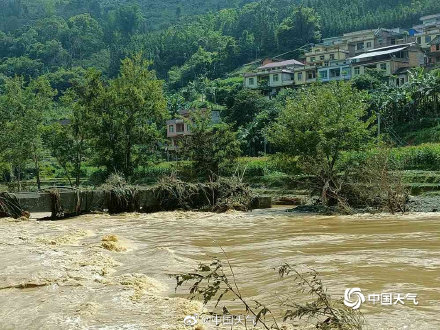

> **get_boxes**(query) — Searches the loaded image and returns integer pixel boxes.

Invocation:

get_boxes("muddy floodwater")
[0,208,439,329]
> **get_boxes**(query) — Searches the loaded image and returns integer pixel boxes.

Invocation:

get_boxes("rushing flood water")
[0,208,439,329]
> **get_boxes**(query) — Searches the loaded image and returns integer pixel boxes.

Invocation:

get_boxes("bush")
[343,144,440,171]
[132,163,174,184]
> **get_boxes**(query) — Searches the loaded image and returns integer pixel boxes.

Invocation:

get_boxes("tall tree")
[91,54,168,177]
[277,6,321,52]
[0,75,55,190]
[268,82,374,205]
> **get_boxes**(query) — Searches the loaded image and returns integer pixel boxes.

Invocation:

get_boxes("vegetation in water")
[174,254,364,329]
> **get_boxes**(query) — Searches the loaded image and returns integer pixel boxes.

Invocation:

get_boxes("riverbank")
[0,209,439,329]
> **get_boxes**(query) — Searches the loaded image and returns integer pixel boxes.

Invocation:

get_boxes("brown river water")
[0,207,439,329]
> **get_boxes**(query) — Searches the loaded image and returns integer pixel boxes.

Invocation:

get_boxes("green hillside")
[1,0,440,86]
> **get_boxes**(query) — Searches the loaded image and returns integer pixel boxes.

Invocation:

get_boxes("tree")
[0,75,55,190]
[43,82,93,187]
[180,109,241,180]
[277,6,321,52]
[66,14,104,60]
[351,68,388,92]
[0,56,43,79]
[91,54,167,178]
[268,82,374,205]
[224,89,271,130]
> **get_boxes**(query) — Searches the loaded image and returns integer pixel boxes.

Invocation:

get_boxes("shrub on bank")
[342,143,440,171]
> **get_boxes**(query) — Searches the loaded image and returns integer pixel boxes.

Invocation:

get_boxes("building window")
[391,38,396,45]
[330,53,335,60]
[176,123,184,133]
[273,74,279,82]
[366,41,372,48]
[319,71,328,79]
[437,44,440,51]
[169,125,174,133]
[297,72,303,81]
[329,68,341,78]
[307,71,316,80]
[341,67,350,76]
[380,63,387,71]
[356,42,364,50]
[248,77,255,85]
[354,67,360,75]
[426,35,432,43]
[417,37,422,44]
[320,55,325,60]
[311,57,316,62]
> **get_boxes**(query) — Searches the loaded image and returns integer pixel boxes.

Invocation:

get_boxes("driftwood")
[0,192,28,219]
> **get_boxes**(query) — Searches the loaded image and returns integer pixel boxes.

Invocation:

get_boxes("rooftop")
[349,44,412,61]
[420,13,440,21]
[257,59,304,69]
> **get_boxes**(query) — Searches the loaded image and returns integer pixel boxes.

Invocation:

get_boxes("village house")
[292,65,317,85]
[304,37,349,66]
[243,58,305,93]
[166,109,221,151]
[427,36,440,67]
[243,14,438,92]
[342,28,412,57]
[413,14,440,49]
[317,60,352,82]
[349,43,425,86]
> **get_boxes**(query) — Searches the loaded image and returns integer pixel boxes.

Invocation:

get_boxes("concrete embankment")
[11,188,271,218]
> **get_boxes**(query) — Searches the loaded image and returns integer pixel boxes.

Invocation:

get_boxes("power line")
[243,43,313,66]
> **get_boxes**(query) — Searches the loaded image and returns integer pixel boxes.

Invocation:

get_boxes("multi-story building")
[427,36,440,66]
[243,58,305,92]
[304,37,349,66]
[349,43,424,84]
[293,66,317,85]
[317,60,351,82]
[242,14,436,93]
[343,28,412,57]
[413,14,440,49]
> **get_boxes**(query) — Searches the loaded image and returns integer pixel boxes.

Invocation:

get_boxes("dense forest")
[1,0,440,89]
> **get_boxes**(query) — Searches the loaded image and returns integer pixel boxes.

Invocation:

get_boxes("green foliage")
[351,69,389,92]
[277,6,321,52]
[344,143,440,171]
[372,69,440,143]
[0,75,55,190]
[175,257,364,329]
[179,109,241,180]
[85,54,168,177]
[269,82,374,168]
[268,82,375,205]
